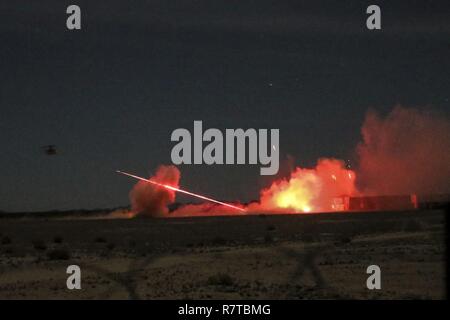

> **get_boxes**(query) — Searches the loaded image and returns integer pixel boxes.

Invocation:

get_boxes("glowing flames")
[123,159,356,217]
[265,172,319,212]
[118,170,244,212]
[118,107,449,218]
[251,158,356,213]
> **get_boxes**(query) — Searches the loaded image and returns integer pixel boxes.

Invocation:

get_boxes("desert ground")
[0,209,446,299]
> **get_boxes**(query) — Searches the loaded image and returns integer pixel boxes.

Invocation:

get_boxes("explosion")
[248,159,356,213]
[122,107,449,217]
[124,159,356,216]
[129,165,180,217]
[120,169,244,212]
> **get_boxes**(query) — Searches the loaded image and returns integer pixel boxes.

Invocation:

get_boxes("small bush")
[47,249,70,260]
[94,237,107,243]
[53,236,63,244]
[1,236,12,245]
[211,236,227,246]
[264,234,274,243]
[32,240,47,251]
[207,273,234,286]
[106,243,116,250]
[339,236,352,244]
[266,225,276,231]
[301,233,315,243]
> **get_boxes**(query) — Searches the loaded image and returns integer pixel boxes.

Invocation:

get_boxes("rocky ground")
[0,209,446,299]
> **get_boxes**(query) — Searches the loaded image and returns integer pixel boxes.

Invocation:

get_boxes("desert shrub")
[341,236,352,244]
[47,249,70,260]
[301,233,316,242]
[32,240,47,251]
[94,237,107,243]
[264,234,274,243]
[53,236,63,244]
[211,236,227,246]
[1,236,12,245]
[207,273,234,286]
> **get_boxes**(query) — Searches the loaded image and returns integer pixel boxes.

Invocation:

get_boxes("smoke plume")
[125,106,449,218]
[129,165,180,217]
[356,106,450,195]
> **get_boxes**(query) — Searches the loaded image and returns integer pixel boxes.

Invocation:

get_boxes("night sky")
[1,1,449,212]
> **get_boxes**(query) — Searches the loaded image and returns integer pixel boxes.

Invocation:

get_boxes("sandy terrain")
[0,209,446,299]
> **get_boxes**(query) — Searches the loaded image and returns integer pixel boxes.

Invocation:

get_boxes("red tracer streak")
[116,170,245,212]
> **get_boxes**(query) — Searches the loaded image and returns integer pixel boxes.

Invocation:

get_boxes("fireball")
[270,172,320,212]
[256,158,356,213]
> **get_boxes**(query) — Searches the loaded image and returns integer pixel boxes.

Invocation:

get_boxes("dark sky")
[1,0,449,212]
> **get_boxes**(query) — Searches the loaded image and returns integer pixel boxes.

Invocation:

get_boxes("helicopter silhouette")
[41,145,57,155]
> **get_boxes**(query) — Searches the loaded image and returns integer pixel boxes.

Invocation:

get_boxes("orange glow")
[117,170,245,212]
[249,158,357,213]
[121,159,357,217]
[269,172,319,212]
